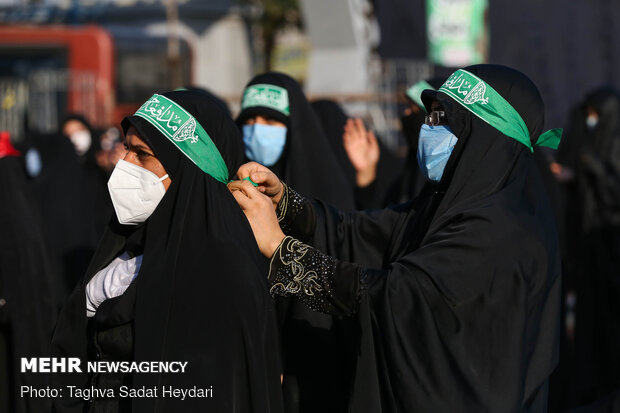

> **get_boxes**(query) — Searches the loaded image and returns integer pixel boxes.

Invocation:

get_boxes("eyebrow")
[125,139,154,154]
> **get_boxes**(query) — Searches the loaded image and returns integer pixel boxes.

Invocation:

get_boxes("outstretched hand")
[343,118,380,187]
[236,162,284,208]
[228,179,285,258]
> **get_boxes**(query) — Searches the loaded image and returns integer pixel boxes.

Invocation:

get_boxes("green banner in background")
[426,0,489,67]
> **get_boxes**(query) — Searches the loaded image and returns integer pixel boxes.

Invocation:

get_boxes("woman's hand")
[236,162,284,209]
[228,179,285,258]
[343,118,380,187]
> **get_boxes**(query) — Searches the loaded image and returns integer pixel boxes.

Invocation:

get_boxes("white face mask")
[69,130,92,156]
[107,159,169,225]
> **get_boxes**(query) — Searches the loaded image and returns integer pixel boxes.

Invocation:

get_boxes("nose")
[122,151,139,166]
[254,116,270,125]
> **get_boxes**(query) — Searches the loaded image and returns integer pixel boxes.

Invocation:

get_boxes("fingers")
[227,180,261,204]
[229,180,275,214]
[236,161,264,180]
[354,118,367,136]
[343,118,356,145]
[231,187,252,210]
[249,171,273,186]
[344,118,371,147]
[367,130,379,150]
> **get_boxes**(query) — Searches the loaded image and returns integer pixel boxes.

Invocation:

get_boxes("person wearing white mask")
[62,115,94,157]
[51,90,284,413]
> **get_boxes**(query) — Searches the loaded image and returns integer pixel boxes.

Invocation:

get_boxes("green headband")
[134,94,229,183]
[241,84,290,116]
[438,69,562,152]
[406,80,435,113]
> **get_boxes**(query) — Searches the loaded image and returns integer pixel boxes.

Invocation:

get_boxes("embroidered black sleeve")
[268,236,362,316]
[276,183,316,242]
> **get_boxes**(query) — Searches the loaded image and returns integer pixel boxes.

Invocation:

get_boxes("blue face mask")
[242,123,287,166]
[417,124,458,183]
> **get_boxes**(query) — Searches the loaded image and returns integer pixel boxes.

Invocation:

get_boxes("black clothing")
[237,72,355,211]
[29,133,101,302]
[310,99,404,210]
[269,65,562,412]
[238,74,356,413]
[559,88,620,410]
[52,90,284,413]
[62,114,112,240]
[0,155,57,413]
[310,99,356,189]
[87,280,136,413]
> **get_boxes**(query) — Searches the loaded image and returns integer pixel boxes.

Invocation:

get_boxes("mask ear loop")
[158,174,169,182]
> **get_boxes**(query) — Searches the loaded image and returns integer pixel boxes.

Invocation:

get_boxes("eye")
[123,142,129,151]
[136,150,151,160]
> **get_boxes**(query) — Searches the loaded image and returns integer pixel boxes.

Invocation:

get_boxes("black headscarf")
[62,114,112,254]
[237,72,355,211]
[28,132,100,301]
[0,155,58,413]
[52,90,284,412]
[310,99,357,188]
[576,88,620,231]
[238,76,356,412]
[560,87,620,409]
[311,99,405,210]
[311,64,561,411]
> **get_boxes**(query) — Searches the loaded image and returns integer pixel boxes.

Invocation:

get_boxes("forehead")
[125,126,150,148]
[63,119,88,134]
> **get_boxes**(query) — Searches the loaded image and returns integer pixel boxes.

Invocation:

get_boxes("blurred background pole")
[165,0,183,90]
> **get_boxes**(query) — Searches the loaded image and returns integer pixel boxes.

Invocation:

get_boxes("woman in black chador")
[237,72,355,211]
[230,64,563,412]
[558,87,620,411]
[51,90,284,413]
[0,132,57,413]
[237,72,356,413]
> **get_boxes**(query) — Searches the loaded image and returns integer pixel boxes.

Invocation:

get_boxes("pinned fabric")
[242,83,290,116]
[52,90,284,413]
[437,69,562,152]
[243,176,259,187]
[406,80,435,112]
[134,94,229,183]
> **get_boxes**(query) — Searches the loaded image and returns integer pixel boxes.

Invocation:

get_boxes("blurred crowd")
[1,73,619,412]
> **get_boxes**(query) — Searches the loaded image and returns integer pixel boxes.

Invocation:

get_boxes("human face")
[62,119,88,137]
[123,126,172,191]
[243,115,286,128]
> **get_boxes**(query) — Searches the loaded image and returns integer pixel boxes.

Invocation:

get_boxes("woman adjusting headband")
[229,64,563,412]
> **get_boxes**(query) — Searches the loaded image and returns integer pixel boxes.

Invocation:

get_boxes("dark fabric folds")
[51,90,284,413]
[310,99,357,189]
[289,65,562,412]
[559,87,620,410]
[237,73,356,413]
[0,155,58,413]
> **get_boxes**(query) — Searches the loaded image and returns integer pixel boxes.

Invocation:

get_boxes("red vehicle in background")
[0,24,191,141]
